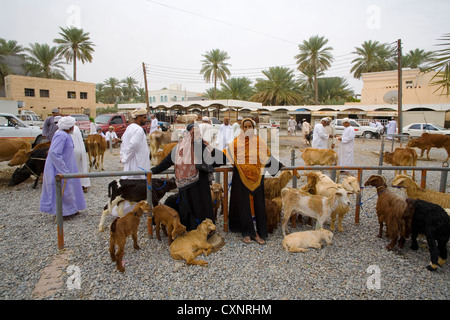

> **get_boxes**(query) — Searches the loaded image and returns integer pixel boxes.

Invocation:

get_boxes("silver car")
[0,113,43,144]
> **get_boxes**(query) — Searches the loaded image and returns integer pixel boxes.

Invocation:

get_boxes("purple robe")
[39,130,86,216]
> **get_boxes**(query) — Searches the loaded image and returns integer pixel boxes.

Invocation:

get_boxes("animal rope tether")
[358,185,405,217]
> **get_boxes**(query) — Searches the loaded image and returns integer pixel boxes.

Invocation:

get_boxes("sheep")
[364,175,409,250]
[392,174,450,209]
[265,198,281,234]
[264,170,300,200]
[300,171,360,232]
[281,187,350,237]
[404,198,450,271]
[383,147,418,180]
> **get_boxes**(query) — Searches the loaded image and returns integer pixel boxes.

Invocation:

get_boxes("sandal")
[252,235,266,245]
[242,236,252,244]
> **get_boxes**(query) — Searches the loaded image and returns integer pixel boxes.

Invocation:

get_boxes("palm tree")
[121,77,138,101]
[402,48,434,70]
[25,43,67,79]
[350,40,395,79]
[103,77,122,104]
[200,49,231,99]
[426,33,450,95]
[295,35,333,105]
[316,77,354,105]
[250,66,303,106]
[0,38,24,54]
[220,77,254,100]
[54,26,95,81]
[134,87,147,103]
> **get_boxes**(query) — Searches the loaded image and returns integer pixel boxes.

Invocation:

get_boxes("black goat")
[405,198,450,271]
[8,147,48,189]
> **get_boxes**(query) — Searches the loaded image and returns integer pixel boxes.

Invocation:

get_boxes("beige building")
[360,68,450,105]
[4,75,96,119]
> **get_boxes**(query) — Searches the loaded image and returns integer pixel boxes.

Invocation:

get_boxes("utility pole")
[397,39,403,137]
[142,62,150,114]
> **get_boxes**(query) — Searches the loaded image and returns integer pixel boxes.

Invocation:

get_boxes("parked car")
[402,123,450,137]
[158,121,170,131]
[69,114,91,136]
[271,120,280,129]
[0,113,43,145]
[15,113,44,128]
[331,119,379,139]
[93,113,150,139]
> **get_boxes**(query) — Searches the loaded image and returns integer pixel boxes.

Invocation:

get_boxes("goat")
[281,187,350,237]
[300,171,359,232]
[383,147,418,180]
[265,198,281,234]
[364,175,409,250]
[404,198,450,271]
[264,170,300,200]
[392,174,450,209]
[99,177,177,232]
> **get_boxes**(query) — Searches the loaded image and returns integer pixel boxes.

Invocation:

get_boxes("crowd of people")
[37,109,399,245]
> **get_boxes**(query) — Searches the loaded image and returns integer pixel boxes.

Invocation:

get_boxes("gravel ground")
[0,135,449,300]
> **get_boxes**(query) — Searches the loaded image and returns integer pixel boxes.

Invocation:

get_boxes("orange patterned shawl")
[224,130,270,192]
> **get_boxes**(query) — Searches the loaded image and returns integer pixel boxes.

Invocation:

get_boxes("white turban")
[57,116,76,130]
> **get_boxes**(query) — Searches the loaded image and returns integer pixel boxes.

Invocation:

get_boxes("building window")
[24,88,35,97]
[67,91,76,99]
[40,89,50,98]
[80,92,88,99]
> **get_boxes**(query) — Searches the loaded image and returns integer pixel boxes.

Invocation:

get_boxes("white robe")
[386,120,397,139]
[216,124,234,150]
[199,122,213,143]
[338,126,355,167]
[120,123,150,180]
[312,123,329,149]
[150,118,159,134]
[288,119,297,132]
[70,126,90,188]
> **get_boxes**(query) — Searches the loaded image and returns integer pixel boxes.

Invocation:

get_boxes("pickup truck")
[91,113,150,138]
[0,113,44,145]
[331,119,379,139]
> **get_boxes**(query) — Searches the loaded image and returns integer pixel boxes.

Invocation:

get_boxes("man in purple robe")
[42,108,61,141]
[40,116,86,216]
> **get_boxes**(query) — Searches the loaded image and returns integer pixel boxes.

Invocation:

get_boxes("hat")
[57,116,76,130]
[202,116,209,121]
[53,116,62,123]
[109,126,114,130]
[237,116,243,120]
[131,108,147,118]
[342,118,351,124]
[52,108,59,113]
[321,117,330,122]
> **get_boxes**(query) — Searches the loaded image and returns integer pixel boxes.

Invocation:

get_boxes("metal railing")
[53,163,449,250]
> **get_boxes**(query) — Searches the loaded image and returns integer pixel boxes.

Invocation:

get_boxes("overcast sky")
[1,0,449,96]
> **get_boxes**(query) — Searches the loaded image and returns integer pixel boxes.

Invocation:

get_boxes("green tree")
[250,66,303,106]
[350,40,395,79]
[0,39,24,55]
[54,26,95,81]
[402,48,434,70]
[121,77,139,101]
[220,77,254,100]
[295,35,333,105]
[200,49,231,99]
[25,43,67,79]
[426,33,450,95]
[103,77,122,104]
[316,77,354,105]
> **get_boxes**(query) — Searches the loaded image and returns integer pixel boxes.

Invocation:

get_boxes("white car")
[15,113,44,128]
[0,113,43,145]
[402,123,450,137]
[331,119,379,139]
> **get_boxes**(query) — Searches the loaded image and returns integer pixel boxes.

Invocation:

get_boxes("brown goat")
[383,147,418,180]
[264,170,300,200]
[364,175,409,250]
[265,198,281,233]
[109,201,151,272]
[153,204,187,245]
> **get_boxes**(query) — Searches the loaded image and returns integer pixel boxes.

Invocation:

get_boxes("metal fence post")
[291,148,297,188]
[55,174,64,250]
[440,170,448,193]
[146,172,153,238]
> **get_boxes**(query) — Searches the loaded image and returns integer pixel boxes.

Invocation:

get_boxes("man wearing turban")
[39,116,86,216]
